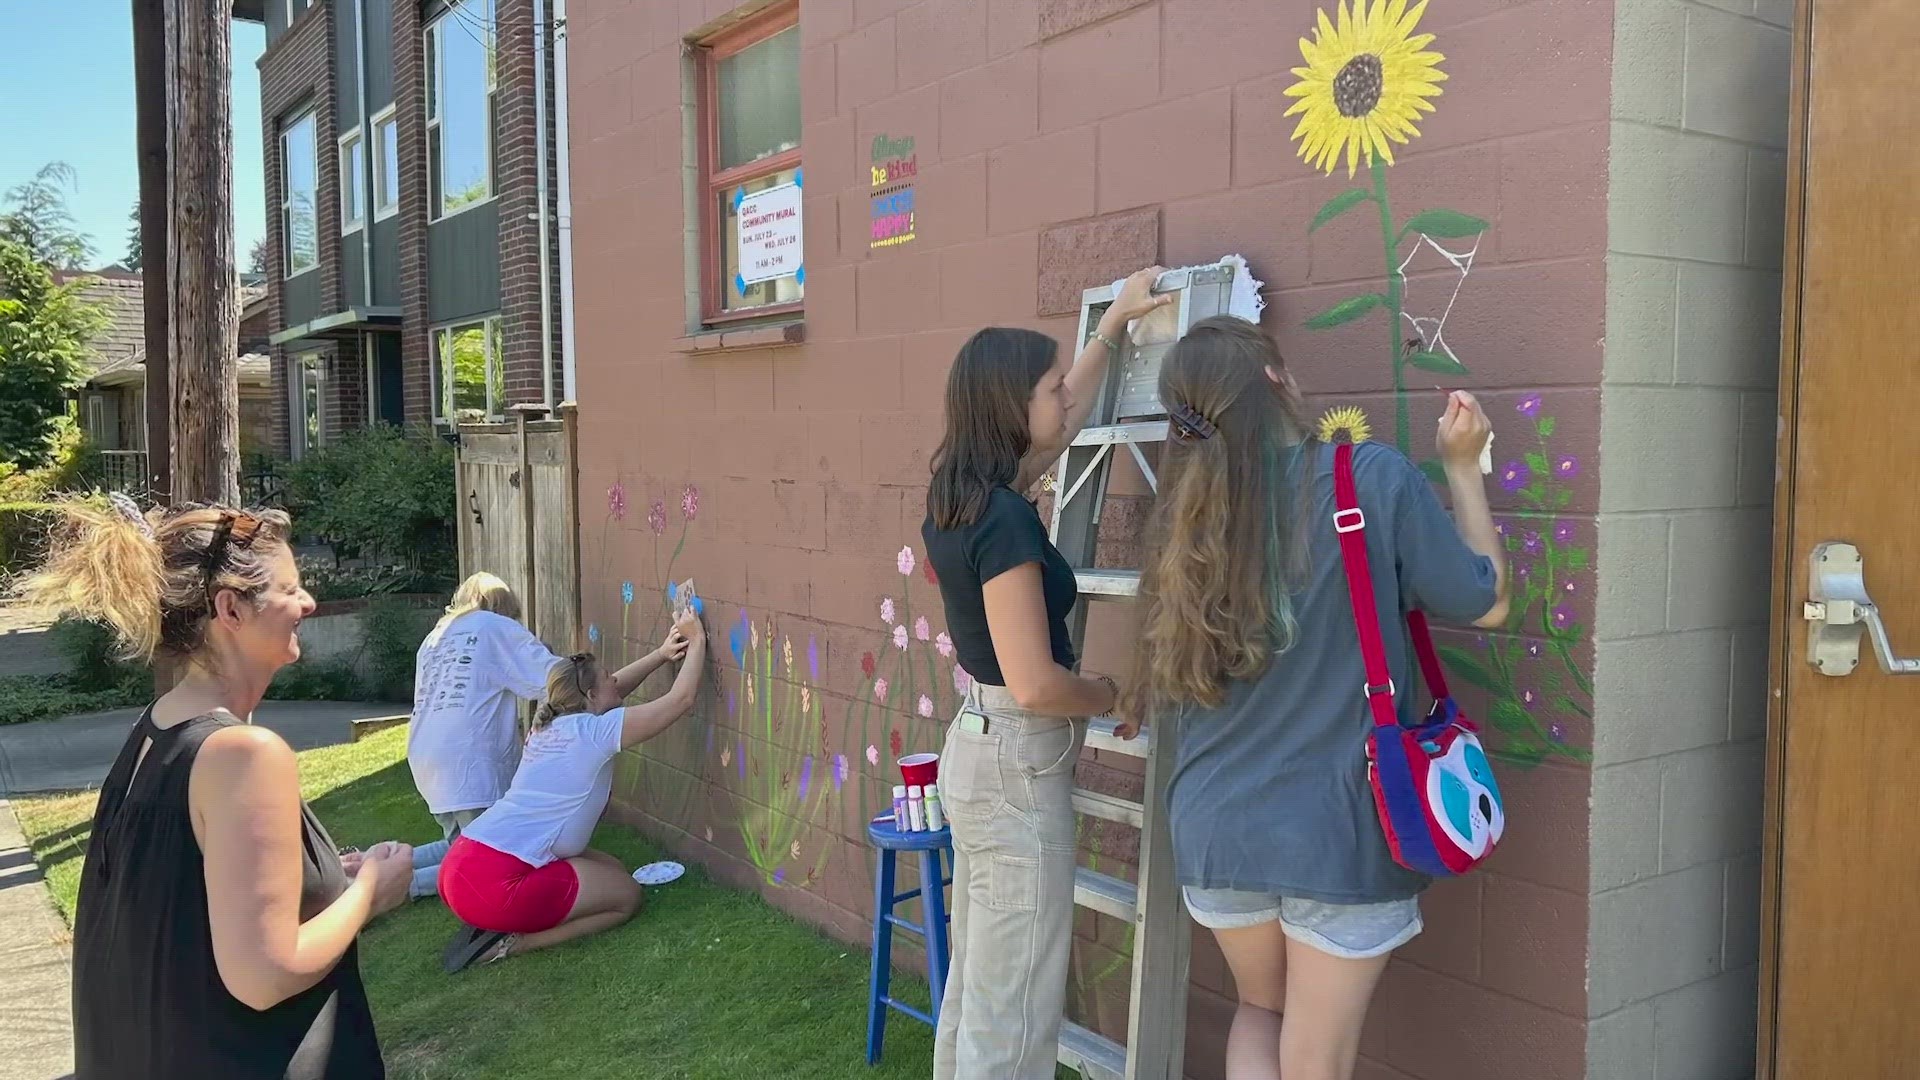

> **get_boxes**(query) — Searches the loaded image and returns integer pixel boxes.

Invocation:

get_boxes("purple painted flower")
[1548,722,1567,743]
[1500,461,1530,493]
[880,598,896,626]
[682,484,701,520]
[874,677,889,703]
[798,756,813,799]
[736,739,747,779]
[1517,395,1542,418]
[1527,642,1542,657]
[893,624,910,651]
[917,694,934,718]
[774,867,785,885]
[647,500,667,536]
[1554,455,1580,479]
[897,546,916,577]
[935,632,954,658]
[1516,564,1532,582]
[608,482,628,521]
[914,616,931,642]
[953,665,973,695]
[832,753,850,790]
[808,637,819,681]
[1551,605,1575,631]
[1521,688,1539,711]
[1553,520,1575,544]
[1522,530,1542,556]
[727,687,736,717]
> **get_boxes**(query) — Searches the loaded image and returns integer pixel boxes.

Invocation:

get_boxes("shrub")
[266,660,365,702]
[282,426,456,584]
[48,615,148,689]
[0,674,146,726]
[297,558,444,603]
[0,417,102,579]
[360,596,438,702]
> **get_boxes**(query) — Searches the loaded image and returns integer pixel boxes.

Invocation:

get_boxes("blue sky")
[0,4,267,270]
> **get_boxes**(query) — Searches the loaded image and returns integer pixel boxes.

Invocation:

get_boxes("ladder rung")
[1058,1019,1127,1080]
[1072,786,1144,828]
[1085,716,1150,758]
[1074,866,1137,922]
[1075,568,1140,598]
[1072,420,1168,446]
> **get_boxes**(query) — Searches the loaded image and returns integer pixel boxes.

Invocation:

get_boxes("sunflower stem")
[1371,157,1408,453]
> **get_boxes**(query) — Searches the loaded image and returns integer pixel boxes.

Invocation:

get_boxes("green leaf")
[1304,293,1386,330]
[1565,547,1590,571]
[1553,489,1573,509]
[1418,459,1449,485]
[1524,451,1550,475]
[1536,416,1557,438]
[1401,209,1490,239]
[1435,645,1505,692]
[1310,188,1374,232]
[1406,350,1469,375]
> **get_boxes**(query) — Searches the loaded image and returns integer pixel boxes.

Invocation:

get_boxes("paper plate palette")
[632,861,686,886]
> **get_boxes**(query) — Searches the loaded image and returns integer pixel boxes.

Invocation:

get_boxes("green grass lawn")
[13,727,948,1080]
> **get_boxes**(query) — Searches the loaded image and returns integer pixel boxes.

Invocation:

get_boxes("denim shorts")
[1182,887,1422,960]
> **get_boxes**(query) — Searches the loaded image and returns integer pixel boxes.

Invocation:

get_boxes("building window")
[425,0,497,221]
[340,128,366,233]
[291,351,326,458]
[699,4,802,320]
[372,106,399,220]
[431,316,502,424]
[281,110,319,277]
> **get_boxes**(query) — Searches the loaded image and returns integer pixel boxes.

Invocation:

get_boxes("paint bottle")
[892,785,909,830]
[923,783,945,831]
[906,785,927,832]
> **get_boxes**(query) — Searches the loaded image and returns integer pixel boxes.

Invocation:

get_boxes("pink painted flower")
[880,598,896,625]
[833,753,849,789]
[890,728,903,757]
[934,632,954,658]
[608,482,629,521]
[952,665,973,694]
[681,484,700,520]
[893,624,910,651]
[914,616,930,642]
[866,744,880,766]
[874,677,889,703]
[897,546,916,577]
[861,652,877,678]
[917,694,934,718]
[647,499,667,535]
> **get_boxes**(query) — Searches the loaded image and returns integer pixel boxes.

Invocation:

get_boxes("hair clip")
[1168,401,1217,442]
[107,492,154,538]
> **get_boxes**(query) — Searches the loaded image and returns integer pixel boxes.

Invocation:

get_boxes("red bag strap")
[1331,445,1452,726]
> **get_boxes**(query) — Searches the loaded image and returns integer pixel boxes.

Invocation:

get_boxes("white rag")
[1109,254,1266,328]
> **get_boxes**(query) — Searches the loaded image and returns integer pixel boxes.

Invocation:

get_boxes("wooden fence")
[453,405,583,654]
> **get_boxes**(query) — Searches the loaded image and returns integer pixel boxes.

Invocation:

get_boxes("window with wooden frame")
[697,4,802,323]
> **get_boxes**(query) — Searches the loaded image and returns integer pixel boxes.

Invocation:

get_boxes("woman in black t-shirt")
[921,265,1167,1080]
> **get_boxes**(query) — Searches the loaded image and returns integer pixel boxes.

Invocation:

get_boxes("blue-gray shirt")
[1166,441,1498,903]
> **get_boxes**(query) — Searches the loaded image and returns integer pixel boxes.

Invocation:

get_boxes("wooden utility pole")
[163,0,240,506]
[132,0,171,504]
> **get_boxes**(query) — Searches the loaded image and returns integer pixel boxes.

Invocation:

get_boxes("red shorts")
[439,836,581,934]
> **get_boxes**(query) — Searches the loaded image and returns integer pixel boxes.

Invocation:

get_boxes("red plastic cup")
[898,753,939,788]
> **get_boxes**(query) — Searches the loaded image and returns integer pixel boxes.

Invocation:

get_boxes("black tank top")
[71,708,384,1079]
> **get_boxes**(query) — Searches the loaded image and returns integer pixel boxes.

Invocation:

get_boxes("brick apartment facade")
[245,0,564,459]
[559,1,1791,1078]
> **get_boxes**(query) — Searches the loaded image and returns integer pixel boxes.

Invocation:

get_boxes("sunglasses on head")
[201,510,266,585]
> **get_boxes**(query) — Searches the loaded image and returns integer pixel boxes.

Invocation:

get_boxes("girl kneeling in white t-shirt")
[439,615,707,971]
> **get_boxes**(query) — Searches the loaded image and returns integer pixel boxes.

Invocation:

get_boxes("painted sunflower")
[1284,0,1447,176]
[1318,405,1373,445]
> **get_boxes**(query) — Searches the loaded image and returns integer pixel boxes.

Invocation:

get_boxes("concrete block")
[1589,863,1726,1015]
[1603,254,1678,386]
[1037,4,1158,132]
[1726,625,1769,742]
[1095,89,1231,212]
[938,49,1039,161]
[1160,0,1298,98]
[1035,206,1160,316]
[1651,967,1761,1080]
[1479,878,1590,1016]
[1682,6,1792,149]
[1592,629,1735,764]
[1723,854,1762,971]
[1746,148,1789,270]
[1595,512,1670,641]
[1587,1001,1657,1080]
[1611,0,1686,128]
[987,126,1097,235]
[1609,122,1750,265]
[1735,390,1780,508]
[1674,263,1783,388]
[835,17,896,114]
[1665,507,1773,632]
[1591,757,1662,891]
[1658,739,1765,871]
[1600,387,1744,513]
[895,0,986,90]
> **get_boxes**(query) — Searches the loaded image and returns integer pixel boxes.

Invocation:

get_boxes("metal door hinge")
[1803,542,1920,675]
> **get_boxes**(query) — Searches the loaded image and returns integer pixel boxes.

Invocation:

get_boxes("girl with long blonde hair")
[1123,317,1509,1080]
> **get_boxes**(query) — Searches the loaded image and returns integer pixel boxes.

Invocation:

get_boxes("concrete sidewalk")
[0,699,395,1080]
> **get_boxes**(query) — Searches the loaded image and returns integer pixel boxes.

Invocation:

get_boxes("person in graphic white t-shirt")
[438,604,707,972]
[404,572,686,899]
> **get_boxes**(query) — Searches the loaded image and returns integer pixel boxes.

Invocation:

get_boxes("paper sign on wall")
[735,182,803,287]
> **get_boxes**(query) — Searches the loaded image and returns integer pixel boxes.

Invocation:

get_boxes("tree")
[125,201,143,272]
[0,163,96,271]
[247,235,270,277]
[0,240,108,467]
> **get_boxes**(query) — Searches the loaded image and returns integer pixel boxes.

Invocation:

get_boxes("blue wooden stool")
[865,817,953,1064]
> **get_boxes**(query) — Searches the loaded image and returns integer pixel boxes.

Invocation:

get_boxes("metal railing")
[97,450,149,496]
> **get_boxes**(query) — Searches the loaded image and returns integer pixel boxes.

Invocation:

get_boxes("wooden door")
[1762,1,1920,1076]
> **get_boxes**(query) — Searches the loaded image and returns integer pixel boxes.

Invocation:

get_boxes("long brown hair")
[1124,316,1313,720]
[926,327,1058,530]
[15,497,293,662]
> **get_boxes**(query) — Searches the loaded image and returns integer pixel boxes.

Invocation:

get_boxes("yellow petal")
[1399,0,1431,36]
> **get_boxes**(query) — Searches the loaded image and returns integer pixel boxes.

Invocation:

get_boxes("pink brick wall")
[566,1,1610,1076]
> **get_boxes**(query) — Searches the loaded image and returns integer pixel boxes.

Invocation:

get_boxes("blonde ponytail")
[426,571,523,647]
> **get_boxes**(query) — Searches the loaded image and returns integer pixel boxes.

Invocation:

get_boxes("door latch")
[1803,542,1920,676]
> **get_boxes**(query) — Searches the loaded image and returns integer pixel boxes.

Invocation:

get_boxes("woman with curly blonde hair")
[1122,317,1509,1080]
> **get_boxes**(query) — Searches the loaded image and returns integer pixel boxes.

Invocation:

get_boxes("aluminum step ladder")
[1051,263,1241,1080]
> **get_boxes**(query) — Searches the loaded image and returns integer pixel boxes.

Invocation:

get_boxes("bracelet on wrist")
[1091,329,1121,353]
